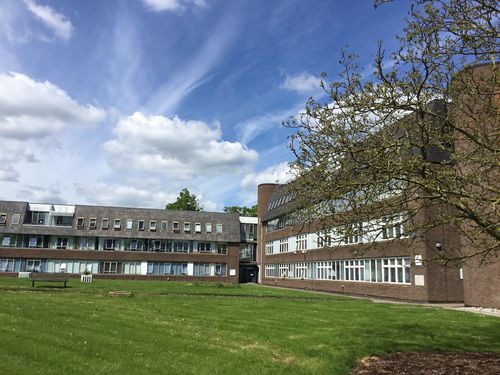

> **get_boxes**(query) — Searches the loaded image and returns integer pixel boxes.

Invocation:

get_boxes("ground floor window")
[264,257,411,284]
[0,258,14,272]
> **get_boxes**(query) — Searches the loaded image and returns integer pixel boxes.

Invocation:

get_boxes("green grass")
[0,277,498,375]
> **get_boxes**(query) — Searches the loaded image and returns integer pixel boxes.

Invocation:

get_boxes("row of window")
[264,257,411,284]
[265,215,408,255]
[75,217,223,234]
[1,234,228,254]
[0,213,20,226]
[0,258,227,277]
[0,212,225,234]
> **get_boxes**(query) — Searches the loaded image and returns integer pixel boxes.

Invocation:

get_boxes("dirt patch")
[350,352,500,374]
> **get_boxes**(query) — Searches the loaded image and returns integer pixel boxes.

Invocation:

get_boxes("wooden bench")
[31,273,70,288]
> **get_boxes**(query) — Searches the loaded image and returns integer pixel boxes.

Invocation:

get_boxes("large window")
[279,238,289,253]
[198,242,211,252]
[102,218,109,229]
[216,243,227,254]
[56,237,68,249]
[174,241,189,253]
[104,239,116,251]
[295,234,307,251]
[126,219,133,230]
[28,236,43,248]
[26,259,41,272]
[0,259,15,272]
[265,241,274,255]
[216,224,223,233]
[264,257,411,284]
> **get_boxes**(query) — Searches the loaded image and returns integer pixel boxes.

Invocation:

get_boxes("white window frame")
[150,221,157,231]
[114,219,121,229]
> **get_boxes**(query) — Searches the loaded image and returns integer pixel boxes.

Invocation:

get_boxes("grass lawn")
[0,277,498,374]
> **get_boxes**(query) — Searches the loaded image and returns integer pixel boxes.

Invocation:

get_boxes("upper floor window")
[114,219,121,229]
[126,219,133,230]
[206,223,212,233]
[76,217,85,227]
[173,221,180,232]
[11,214,20,225]
[102,218,109,230]
[216,224,223,234]
[89,218,97,229]
[195,223,201,233]
[56,237,68,250]
[150,221,157,231]
[184,222,191,233]
[138,220,145,231]
[161,221,168,231]
[198,242,211,252]
[0,214,7,225]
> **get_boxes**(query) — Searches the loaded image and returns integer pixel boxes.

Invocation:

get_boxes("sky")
[0,0,410,211]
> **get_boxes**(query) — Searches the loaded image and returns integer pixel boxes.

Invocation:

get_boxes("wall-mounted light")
[435,242,442,250]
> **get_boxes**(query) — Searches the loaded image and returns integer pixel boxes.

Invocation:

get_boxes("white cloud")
[103,112,258,179]
[141,0,206,13]
[16,185,66,204]
[0,72,106,139]
[75,183,176,208]
[241,162,292,190]
[23,0,73,41]
[280,72,321,94]
[236,109,297,146]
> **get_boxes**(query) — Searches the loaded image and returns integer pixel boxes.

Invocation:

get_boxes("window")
[0,214,7,225]
[198,242,211,252]
[265,264,277,277]
[216,224,223,233]
[294,263,308,279]
[89,218,97,229]
[76,217,85,227]
[194,263,211,276]
[2,236,11,246]
[104,239,116,250]
[102,261,118,274]
[114,219,121,229]
[206,223,212,233]
[172,221,180,232]
[11,214,20,225]
[216,243,227,254]
[265,242,274,255]
[317,230,332,248]
[138,220,145,231]
[126,219,133,230]
[215,264,226,276]
[26,259,41,272]
[102,218,109,229]
[279,263,290,278]
[56,237,68,249]
[295,234,307,251]
[29,236,43,248]
[0,259,15,272]
[174,241,189,253]
[195,223,201,233]
[150,221,157,231]
[130,240,138,251]
[79,237,96,250]
[161,221,168,231]
[184,222,191,233]
[279,238,289,253]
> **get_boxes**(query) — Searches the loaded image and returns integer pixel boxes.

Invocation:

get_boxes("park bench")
[31,273,70,288]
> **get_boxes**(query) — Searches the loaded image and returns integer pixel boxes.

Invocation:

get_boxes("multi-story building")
[257,183,464,303]
[0,201,243,282]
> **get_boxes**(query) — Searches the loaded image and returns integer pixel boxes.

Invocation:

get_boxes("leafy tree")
[223,205,258,216]
[285,0,499,263]
[165,188,203,211]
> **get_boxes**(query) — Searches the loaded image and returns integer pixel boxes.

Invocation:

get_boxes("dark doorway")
[239,265,258,283]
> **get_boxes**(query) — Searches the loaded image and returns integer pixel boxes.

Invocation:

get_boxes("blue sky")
[0,0,409,211]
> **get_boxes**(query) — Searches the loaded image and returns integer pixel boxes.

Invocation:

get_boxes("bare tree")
[285,0,499,263]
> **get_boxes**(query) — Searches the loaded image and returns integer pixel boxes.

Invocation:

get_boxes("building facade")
[0,201,243,282]
[257,183,464,303]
